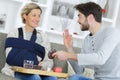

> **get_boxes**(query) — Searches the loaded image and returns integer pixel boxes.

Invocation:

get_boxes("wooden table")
[11,66,70,78]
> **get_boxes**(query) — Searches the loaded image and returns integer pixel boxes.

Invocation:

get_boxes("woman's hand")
[38,61,43,66]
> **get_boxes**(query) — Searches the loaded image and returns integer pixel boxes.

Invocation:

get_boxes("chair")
[0,32,18,80]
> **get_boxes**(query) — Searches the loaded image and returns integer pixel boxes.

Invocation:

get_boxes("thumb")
[52,52,57,57]
[38,61,43,66]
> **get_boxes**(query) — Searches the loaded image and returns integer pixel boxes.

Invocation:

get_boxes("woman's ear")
[23,14,27,20]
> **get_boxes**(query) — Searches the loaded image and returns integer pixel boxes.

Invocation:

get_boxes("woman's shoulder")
[36,29,49,41]
[36,29,47,37]
[7,28,19,37]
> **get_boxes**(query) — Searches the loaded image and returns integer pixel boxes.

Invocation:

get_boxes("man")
[52,2,120,80]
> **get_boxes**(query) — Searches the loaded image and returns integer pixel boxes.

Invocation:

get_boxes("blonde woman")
[1,3,57,80]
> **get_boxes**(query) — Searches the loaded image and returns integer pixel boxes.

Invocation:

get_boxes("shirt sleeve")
[77,29,120,66]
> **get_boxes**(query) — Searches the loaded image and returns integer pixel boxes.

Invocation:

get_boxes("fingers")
[52,51,61,58]
[52,52,57,57]
[38,61,43,66]
[48,49,57,59]
[63,29,69,37]
[52,51,67,61]
[63,29,72,38]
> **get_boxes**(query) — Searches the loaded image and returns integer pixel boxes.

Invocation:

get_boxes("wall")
[116,4,120,31]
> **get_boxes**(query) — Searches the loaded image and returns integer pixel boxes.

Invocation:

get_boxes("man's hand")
[52,51,78,61]
[48,49,57,59]
[63,29,73,52]
[52,51,69,61]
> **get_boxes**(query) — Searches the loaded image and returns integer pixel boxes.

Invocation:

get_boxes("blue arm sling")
[5,28,45,67]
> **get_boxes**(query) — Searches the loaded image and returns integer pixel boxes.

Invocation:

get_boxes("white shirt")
[78,26,120,80]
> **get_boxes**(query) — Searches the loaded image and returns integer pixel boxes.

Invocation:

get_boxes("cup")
[41,60,53,71]
[47,63,53,71]
[23,60,34,69]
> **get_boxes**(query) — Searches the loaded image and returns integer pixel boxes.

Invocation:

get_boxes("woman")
[1,3,57,80]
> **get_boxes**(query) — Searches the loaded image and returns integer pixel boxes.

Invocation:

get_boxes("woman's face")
[24,9,42,28]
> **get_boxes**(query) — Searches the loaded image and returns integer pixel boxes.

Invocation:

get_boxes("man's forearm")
[68,52,77,61]
[67,48,73,53]
[66,45,75,53]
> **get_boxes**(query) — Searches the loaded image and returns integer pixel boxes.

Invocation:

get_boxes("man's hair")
[74,2,102,22]
[21,3,42,23]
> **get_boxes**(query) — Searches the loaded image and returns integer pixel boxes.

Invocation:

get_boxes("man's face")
[77,12,89,31]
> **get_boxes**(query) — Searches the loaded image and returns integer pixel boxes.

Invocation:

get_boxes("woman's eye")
[32,14,36,17]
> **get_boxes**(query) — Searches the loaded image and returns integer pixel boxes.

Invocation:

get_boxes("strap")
[18,27,37,42]
[30,29,37,42]
[18,28,23,38]
[33,29,37,35]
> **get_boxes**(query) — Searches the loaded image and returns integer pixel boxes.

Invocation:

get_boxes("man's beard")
[80,19,89,31]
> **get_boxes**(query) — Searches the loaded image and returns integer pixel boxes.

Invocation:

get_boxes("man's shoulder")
[107,27,119,34]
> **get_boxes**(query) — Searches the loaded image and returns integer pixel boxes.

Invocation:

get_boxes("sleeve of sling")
[5,38,35,51]
[5,37,45,60]
[34,43,45,60]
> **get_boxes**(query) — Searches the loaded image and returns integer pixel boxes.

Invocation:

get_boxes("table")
[11,66,70,78]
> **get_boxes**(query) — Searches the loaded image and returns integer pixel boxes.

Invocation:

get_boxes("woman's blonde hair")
[21,3,42,23]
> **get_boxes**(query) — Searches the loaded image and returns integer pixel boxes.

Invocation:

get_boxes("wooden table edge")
[11,66,70,78]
